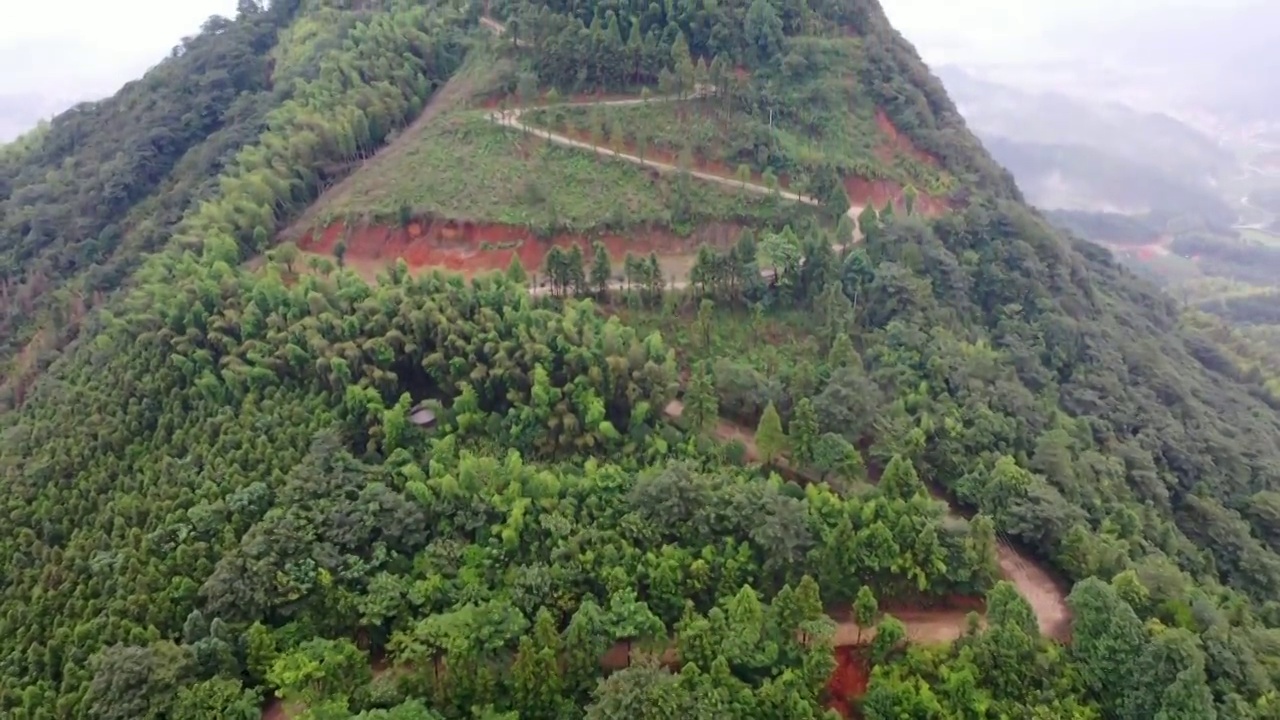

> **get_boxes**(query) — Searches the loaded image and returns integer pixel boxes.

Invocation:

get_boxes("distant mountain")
[939,66,1236,223]
[939,66,1232,181]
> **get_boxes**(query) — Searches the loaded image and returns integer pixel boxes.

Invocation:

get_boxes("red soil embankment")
[828,646,871,719]
[874,110,938,169]
[301,219,745,277]
[844,176,948,217]
[841,110,951,217]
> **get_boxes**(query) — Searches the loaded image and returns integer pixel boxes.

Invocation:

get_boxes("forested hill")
[0,0,292,401]
[0,0,465,406]
[8,0,1280,719]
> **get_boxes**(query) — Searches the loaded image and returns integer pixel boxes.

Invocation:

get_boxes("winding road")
[496,7,1067,640]
[260,21,1070,719]
[480,16,864,243]
[662,399,1070,642]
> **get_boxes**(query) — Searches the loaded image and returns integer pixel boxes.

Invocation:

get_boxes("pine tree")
[755,401,787,465]
[857,205,879,242]
[646,252,663,301]
[827,333,859,371]
[566,244,587,296]
[790,397,819,465]
[590,240,612,298]
[513,609,565,720]
[564,599,611,704]
[671,32,695,98]
[819,281,855,349]
[506,253,528,284]
[903,185,918,216]
[545,246,566,295]
[880,455,924,501]
[853,586,878,644]
[684,361,718,435]
[696,298,715,351]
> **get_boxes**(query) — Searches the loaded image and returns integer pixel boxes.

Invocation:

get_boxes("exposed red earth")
[300,219,746,277]
[263,18,1062,718]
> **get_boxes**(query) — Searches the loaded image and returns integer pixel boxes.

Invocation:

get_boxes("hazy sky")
[880,0,1250,65]
[1,0,1152,100]
[1,0,238,101]
[0,0,1259,132]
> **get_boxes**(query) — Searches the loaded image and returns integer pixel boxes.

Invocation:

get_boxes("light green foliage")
[315,115,808,235]
[854,586,879,629]
[172,678,261,720]
[10,0,1280,718]
[268,638,371,708]
[506,253,529,284]
[683,361,720,435]
[755,401,787,464]
[789,397,820,465]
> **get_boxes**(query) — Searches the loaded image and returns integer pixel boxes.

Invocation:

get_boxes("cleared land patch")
[298,113,815,236]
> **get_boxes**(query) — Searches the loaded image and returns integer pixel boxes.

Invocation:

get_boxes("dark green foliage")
[0,0,468,405]
[9,0,1280,718]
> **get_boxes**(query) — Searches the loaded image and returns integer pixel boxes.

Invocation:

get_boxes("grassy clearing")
[283,43,517,239]
[312,112,816,234]
[522,91,950,195]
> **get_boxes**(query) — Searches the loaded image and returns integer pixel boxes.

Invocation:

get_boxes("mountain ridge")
[3,1,1280,719]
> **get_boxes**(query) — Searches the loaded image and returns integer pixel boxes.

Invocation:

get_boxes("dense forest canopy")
[7,0,1280,719]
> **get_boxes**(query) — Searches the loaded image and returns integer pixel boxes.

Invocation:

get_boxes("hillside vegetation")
[7,0,1280,720]
[0,0,467,407]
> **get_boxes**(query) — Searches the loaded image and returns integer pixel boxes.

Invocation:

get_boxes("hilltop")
[281,0,1014,280]
[5,1,1280,720]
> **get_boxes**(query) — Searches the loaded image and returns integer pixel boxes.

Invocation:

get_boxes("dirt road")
[259,407,1069,720]
[660,399,1071,642]
[479,17,863,243]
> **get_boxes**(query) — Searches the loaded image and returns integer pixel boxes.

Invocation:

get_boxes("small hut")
[409,402,437,428]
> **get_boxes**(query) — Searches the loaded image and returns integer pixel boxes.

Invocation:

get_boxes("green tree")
[755,401,787,465]
[684,361,719,436]
[512,609,566,720]
[267,638,370,709]
[879,455,924,501]
[1067,578,1148,716]
[85,642,194,720]
[790,397,819,466]
[564,599,612,704]
[870,616,906,664]
[506,253,529,284]
[586,661,695,720]
[744,0,785,65]
[566,244,587,296]
[172,678,261,720]
[591,240,613,298]
[853,586,878,644]
[975,582,1041,700]
[812,432,864,486]
[696,298,715,351]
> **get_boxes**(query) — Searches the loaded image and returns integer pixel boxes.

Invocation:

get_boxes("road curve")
[479,16,863,242]
[663,399,1071,642]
